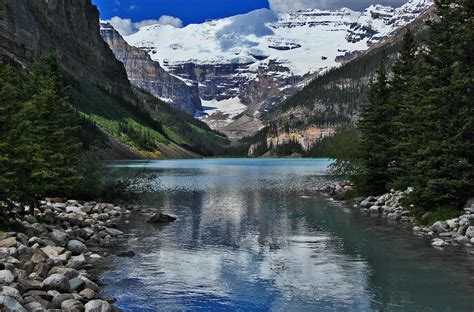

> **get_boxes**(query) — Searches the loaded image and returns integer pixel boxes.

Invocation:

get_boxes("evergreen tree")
[2,55,82,207]
[405,0,474,211]
[388,30,418,189]
[358,54,392,194]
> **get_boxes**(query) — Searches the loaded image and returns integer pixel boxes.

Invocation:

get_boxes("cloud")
[107,15,183,36]
[268,0,408,12]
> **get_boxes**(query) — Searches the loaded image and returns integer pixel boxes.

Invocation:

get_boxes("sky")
[94,0,408,35]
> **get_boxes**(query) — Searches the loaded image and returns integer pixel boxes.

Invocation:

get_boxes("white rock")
[466,226,474,238]
[431,221,449,233]
[0,270,15,284]
[431,238,447,247]
[85,299,112,312]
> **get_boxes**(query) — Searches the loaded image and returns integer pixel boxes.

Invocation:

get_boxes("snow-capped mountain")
[120,0,433,137]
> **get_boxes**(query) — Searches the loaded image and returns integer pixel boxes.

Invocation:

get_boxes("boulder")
[41,245,65,258]
[147,213,177,224]
[369,205,381,213]
[48,267,79,279]
[78,276,99,292]
[85,299,112,312]
[431,221,449,233]
[24,301,45,311]
[0,286,22,301]
[50,230,69,246]
[431,238,447,247]
[0,295,27,312]
[0,237,17,248]
[466,226,474,238]
[67,240,87,255]
[61,299,84,311]
[69,277,86,292]
[49,293,74,309]
[104,228,123,237]
[42,273,69,292]
[67,254,86,269]
[79,288,96,300]
[0,270,15,284]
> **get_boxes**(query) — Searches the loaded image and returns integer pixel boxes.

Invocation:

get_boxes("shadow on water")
[100,159,474,312]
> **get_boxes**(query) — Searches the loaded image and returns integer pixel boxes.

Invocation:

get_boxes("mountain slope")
[0,0,229,159]
[120,0,433,138]
[251,6,435,153]
[100,22,202,115]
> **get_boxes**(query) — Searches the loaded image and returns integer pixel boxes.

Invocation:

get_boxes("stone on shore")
[431,221,449,233]
[147,213,177,224]
[42,274,70,292]
[61,298,85,311]
[67,240,87,255]
[466,226,474,238]
[431,238,447,247]
[0,295,27,312]
[0,237,17,248]
[0,270,15,284]
[85,299,112,312]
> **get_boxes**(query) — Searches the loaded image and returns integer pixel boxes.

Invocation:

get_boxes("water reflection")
[102,159,474,311]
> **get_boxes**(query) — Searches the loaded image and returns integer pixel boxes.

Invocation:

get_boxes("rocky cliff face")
[100,23,202,115]
[0,0,134,102]
[263,7,435,151]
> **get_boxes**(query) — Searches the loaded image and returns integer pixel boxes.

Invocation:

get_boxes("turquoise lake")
[101,158,474,311]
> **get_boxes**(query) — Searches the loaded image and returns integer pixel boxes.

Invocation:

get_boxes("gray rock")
[105,228,123,237]
[61,299,84,311]
[0,286,22,301]
[0,270,15,284]
[42,273,70,292]
[470,237,474,244]
[69,277,86,292]
[85,299,112,312]
[67,254,86,269]
[48,267,79,279]
[431,221,449,233]
[50,230,68,246]
[79,288,96,300]
[439,231,455,238]
[456,236,470,244]
[0,237,17,248]
[41,245,65,258]
[369,205,381,213]
[49,294,74,309]
[24,301,45,311]
[0,295,27,312]
[67,240,87,255]
[66,206,87,215]
[147,213,177,224]
[431,238,447,247]
[78,276,99,292]
[466,226,474,238]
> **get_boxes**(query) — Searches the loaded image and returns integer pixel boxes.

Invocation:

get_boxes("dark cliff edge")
[0,0,229,159]
[100,22,203,115]
[0,0,134,103]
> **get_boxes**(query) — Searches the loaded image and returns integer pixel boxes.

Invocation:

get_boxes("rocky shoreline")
[0,198,148,311]
[321,182,474,253]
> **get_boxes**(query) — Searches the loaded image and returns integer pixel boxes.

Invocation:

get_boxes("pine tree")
[358,54,392,195]
[388,30,418,189]
[401,0,474,212]
[3,55,82,207]
[0,61,22,217]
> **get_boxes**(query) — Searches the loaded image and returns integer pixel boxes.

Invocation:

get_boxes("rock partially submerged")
[147,213,177,224]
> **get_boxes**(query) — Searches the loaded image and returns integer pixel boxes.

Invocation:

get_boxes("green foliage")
[0,54,82,211]
[71,148,157,202]
[353,0,474,214]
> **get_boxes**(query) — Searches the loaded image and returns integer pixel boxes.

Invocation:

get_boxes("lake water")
[101,158,474,311]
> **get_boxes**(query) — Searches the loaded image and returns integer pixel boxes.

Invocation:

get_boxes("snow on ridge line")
[124,0,432,77]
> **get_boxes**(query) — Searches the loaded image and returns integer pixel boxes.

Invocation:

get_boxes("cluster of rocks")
[323,184,474,252]
[319,181,354,200]
[0,198,133,311]
[356,188,415,223]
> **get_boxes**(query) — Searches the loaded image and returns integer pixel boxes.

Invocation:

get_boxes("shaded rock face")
[100,23,202,115]
[0,0,134,102]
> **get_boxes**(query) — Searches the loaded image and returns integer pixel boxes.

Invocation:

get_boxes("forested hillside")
[243,7,434,157]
